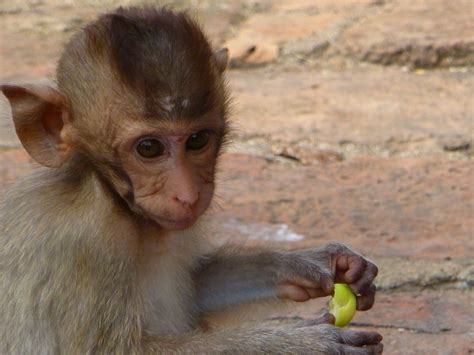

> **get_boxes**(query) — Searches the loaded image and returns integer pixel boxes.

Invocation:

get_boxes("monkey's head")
[1,7,230,231]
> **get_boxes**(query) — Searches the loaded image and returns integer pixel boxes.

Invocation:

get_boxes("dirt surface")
[1,1,473,354]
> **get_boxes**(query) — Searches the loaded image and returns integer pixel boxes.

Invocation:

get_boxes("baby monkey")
[0,7,382,354]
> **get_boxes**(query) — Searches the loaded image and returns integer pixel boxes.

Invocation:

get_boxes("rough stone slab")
[224,0,374,66]
[228,67,474,149]
[336,0,474,68]
[353,289,474,335]
[366,328,473,355]
[375,258,474,291]
[225,8,343,66]
[213,153,474,259]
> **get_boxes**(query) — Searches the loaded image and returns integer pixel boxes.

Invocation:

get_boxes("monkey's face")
[110,119,223,231]
[2,7,231,231]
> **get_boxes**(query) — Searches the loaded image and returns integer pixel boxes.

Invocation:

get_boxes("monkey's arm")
[195,243,378,314]
[144,322,383,354]
[195,249,283,312]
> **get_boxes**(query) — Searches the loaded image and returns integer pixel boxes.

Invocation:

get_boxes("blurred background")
[0,1,473,353]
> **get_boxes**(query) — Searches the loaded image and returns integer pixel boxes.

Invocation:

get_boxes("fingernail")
[323,280,334,294]
[325,313,336,324]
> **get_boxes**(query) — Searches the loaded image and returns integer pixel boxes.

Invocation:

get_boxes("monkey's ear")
[1,84,72,168]
[214,48,229,73]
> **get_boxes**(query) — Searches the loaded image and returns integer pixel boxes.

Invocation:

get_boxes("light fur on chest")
[137,227,210,335]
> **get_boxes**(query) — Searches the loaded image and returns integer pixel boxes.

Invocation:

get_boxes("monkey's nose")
[173,189,199,207]
[169,163,199,207]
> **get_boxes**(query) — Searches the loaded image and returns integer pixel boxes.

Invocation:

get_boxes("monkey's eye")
[136,138,165,158]
[186,130,210,151]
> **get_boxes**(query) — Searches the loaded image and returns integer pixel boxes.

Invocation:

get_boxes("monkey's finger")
[350,262,378,296]
[340,330,383,346]
[356,284,376,311]
[295,313,335,328]
[287,274,334,296]
[287,275,320,289]
[277,284,329,301]
[320,272,335,295]
[318,312,336,325]
[303,286,327,299]
[335,254,368,284]
[277,284,312,302]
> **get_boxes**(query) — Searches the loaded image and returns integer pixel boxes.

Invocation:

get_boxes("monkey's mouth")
[154,216,197,230]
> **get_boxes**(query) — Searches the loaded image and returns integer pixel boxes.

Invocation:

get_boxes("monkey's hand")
[277,243,378,311]
[271,323,383,354]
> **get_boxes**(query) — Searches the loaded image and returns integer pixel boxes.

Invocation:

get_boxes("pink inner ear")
[42,105,64,139]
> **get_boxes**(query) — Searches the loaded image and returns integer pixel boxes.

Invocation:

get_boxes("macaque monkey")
[0,7,383,354]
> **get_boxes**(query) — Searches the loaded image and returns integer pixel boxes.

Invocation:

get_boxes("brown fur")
[0,6,382,354]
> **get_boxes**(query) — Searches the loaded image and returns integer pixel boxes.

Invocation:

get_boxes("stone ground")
[0,0,473,353]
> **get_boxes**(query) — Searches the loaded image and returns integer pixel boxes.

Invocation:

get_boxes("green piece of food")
[329,283,357,327]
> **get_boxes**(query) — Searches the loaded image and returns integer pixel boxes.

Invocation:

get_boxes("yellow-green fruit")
[329,283,357,327]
